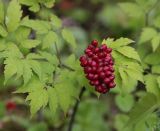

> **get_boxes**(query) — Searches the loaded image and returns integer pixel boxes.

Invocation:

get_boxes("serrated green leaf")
[119,67,128,88]
[55,84,73,112]
[144,74,160,98]
[29,60,42,80]
[14,26,31,42]
[15,76,43,93]
[16,59,23,79]
[115,94,134,112]
[0,0,4,24]
[126,93,158,128]
[116,46,141,62]
[152,65,160,74]
[39,51,58,66]
[4,58,17,84]
[22,39,41,49]
[19,0,40,12]
[42,31,58,49]
[0,25,8,37]
[5,43,23,58]
[144,52,160,65]
[151,34,160,52]
[21,17,51,34]
[47,88,58,115]
[103,38,114,47]
[125,63,144,82]
[119,2,143,18]
[107,37,134,49]
[50,14,62,28]
[26,53,43,60]
[139,27,157,44]
[6,0,22,32]
[62,28,76,49]
[26,88,48,116]
[22,60,33,85]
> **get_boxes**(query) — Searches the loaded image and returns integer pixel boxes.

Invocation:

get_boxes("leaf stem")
[68,87,86,131]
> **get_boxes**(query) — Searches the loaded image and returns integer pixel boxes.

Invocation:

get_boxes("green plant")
[0,0,160,131]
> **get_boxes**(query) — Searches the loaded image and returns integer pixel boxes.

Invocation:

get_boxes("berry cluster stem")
[68,87,86,131]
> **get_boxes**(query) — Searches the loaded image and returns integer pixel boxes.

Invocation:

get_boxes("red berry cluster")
[79,40,116,94]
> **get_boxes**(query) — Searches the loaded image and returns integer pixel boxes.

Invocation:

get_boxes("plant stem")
[68,87,86,131]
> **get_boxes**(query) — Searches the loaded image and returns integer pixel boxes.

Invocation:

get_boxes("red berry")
[104,78,110,84]
[99,72,105,79]
[109,82,116,88]
[6,101,16,111]
[107,48,112,53]
[91,40,98,47]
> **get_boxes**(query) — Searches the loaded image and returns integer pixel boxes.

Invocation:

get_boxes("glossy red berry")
[79,40,116,94]
[6,101,16,111]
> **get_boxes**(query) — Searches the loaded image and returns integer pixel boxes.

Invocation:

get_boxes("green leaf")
[29,60,42,81]
[115,94,134,112]
[0,0,4,24]
[39,51,58,66]
[4,58,18,84]
[139,27,157,44]
[47,88,58,115]
[26,53,43,60]
[19,0,40,12]
[64,54,76,70]
[22,60,33,85]
[14,27,31,42]
[126,93,158,127]
[144,74,160,98]
[5,43,23,58]
[22,39,41,49]
[151,34,160,52]
[116,46,141,62]
[50,14,62,28]
[42,31,58,49]
[157,76,160,88]
[152,65,160,74]
[154,16,160,29]
[62,28,76,49]
[124,63,144,82]
[107,37,134,49]
[0,25,8,37]
[15,76,43,93]
[6,0,22,32]
[26,88,48,116]
[144,52,160,65]
[16,59,24,79]
[21,17,51,34]
[55,84,73,112]
[44,0,55,8]
[135,0,157,11]
[118,67,128,88]
[119,2,143,18]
